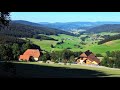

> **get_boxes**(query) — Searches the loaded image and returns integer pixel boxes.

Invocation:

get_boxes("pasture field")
[98,32,119,36]
[29,38,58,52]
[28,33,120,55]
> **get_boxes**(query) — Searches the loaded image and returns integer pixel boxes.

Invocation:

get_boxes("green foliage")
[0,41,41,61]
[33,34,58,41]
[106,51,111,57]
[51,44,54,48]
[98,34,120,44]
[47,49,83,63]
[101,56,109,67]
[50,51,60,62]
[0,21,74,38]
[22,42,31,53]
[62,49,74,60]
[101,51,120,68]
[74,51,82,57]
[0,44,13,61]
[0,35,26,44]
[87,24,120,33]
[69,55,75,63]
[12,43,20,60]
[0,12,10,27]
[96,53,103,57]
[39,54,47,62]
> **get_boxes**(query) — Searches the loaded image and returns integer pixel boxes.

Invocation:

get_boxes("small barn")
[19,49,41,61]
[76,50,100,65]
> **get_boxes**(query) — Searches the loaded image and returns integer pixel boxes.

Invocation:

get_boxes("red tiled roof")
[23,49,40,58]
[19,55,30,61]
[19,49,40,61]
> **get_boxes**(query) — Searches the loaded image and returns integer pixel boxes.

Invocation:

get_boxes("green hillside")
[28,33,120,55]
[29,38,58,52]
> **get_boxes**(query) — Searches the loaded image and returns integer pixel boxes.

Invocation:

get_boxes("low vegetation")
[28,33,120,55]
[0,40,41,61]
[101,51,120,68]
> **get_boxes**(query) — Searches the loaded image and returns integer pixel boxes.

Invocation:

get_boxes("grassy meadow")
[29,38,58,52]
[27,32,120,55]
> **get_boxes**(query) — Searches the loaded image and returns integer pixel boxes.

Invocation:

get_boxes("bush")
[96,53,103,57]
[55,60,59,63]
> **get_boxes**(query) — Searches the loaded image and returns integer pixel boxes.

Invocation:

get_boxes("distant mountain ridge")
[13,20,45,27]
[87,24,120,33]
[39,21,120,31]
[13,20,120,32]
[0,21,75,38]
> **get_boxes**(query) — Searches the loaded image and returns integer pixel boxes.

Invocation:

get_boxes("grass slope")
[0,62,120,78]
[29,38,58,52]
[29,33,120,55]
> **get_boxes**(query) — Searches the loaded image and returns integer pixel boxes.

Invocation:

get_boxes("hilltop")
[87,24,120,33]
[0,21,74,38]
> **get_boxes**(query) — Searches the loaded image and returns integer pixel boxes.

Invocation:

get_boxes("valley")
[26,32,120,56]
[2,12,120,78]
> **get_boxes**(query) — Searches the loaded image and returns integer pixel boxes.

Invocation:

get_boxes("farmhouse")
[19,49,41,61]
[76,50,100,65]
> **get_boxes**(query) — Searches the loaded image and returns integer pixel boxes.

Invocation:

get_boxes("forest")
[87,24,120,33]
[1,21,75,38]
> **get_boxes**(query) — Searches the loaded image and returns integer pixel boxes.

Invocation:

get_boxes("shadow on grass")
[0,62,110,78]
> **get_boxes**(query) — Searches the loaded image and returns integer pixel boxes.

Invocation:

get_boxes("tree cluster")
[98,34,120,44]
[33,34,58,41]
[87,24,120,33]
[39,49,82,63]
[0,41,41,61]
[100,51,120,68]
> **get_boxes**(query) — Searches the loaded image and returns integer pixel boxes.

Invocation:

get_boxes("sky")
[11,12,120,23]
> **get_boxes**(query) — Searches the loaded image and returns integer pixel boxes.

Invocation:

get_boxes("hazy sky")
[11,12,120,23]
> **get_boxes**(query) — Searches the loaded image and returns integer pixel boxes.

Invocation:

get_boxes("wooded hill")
[87,24,120,33]
[0,21,74,38]
[0,35,26,44]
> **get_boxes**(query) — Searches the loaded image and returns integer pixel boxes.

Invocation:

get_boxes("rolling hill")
[13,20,120,32]
[39,21,120,31]
[0,21,74,38]
[13,20,45,27]
[87,24,120,33]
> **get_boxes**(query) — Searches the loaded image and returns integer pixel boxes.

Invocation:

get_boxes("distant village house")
[19,49,41,61]
[76,50,100,65]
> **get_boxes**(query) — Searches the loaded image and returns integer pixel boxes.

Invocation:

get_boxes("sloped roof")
[80,53,88,58]
[19,49,41,61]
[80,50,100,64]
[19,55,30,61]
[87,54,100,64]
[84,50,92,56]
[80,50,92,57]
[23,49,40,58]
